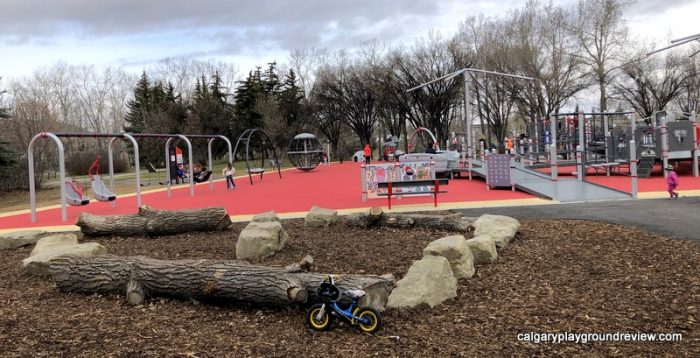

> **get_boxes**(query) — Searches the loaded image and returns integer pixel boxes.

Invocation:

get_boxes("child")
[666,164,679,199]
[223,162,236,191]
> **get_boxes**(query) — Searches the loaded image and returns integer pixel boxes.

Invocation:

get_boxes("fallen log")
[48,255,395,311]
[344,208,473,232]
[76,206,231,237]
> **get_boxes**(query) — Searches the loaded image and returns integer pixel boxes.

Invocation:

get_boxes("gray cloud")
[624,0,697,15]
[0,0,441,52]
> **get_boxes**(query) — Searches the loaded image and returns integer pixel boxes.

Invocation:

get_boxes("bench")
[376,179,449,209]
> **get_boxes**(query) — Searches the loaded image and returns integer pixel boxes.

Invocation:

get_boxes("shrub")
[66,151,128,177]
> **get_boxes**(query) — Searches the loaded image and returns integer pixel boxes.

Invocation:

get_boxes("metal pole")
[603,114,610,161]
[578,112,586,180]
[28,132,67,223]
[464,74,472,180]
[550,115,558,181]
[576,145,583,181]
[630,138,638,199]
[661,113,669,178]
[207,138,214,191]
[108,137,117,208]
[178,134,195,196]
[360,164,367,201]
[165,138,173,198]
[123,134,141,207]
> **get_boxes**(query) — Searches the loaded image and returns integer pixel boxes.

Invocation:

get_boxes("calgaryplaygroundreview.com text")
[517,332,683,344]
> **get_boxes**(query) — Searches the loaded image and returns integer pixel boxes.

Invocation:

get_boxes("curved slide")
[64,179,90,206]
[91,174,116,202]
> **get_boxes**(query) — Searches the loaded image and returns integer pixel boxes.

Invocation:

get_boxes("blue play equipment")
[306,275,382,333]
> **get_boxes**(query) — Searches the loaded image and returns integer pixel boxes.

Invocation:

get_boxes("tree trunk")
[76,206,232,237]
[344,206,384,228]
[344,210,473,233]
[48,255,395,311]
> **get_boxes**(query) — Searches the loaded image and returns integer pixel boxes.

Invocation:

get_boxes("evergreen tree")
[124,71,151,133]
[232,69,264,132]
[190,73,234,157]
[277,69,305,128]
[262,62,281,95]
[0,79,16,168]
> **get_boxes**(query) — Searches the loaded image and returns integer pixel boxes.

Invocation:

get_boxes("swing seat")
[193,171,212,183]
[249,168,265,174]
[64,179,90,206]
[91,175,117,202]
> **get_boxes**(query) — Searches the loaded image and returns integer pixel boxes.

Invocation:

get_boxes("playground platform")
[2,160,699,233]
[470,159,631,202]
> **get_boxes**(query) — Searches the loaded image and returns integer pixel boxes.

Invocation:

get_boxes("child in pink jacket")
[666,164,679,199]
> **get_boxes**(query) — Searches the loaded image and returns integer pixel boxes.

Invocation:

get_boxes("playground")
[4,153,700,232]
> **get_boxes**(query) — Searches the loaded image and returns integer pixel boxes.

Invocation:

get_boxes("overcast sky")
[0,0,698,79]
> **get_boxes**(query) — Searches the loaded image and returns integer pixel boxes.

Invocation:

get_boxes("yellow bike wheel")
[307,304,331,331]
[356,307,382,334]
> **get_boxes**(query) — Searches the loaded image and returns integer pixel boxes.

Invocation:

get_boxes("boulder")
[252,211,281,223]
[472,214,520,249]
[31,233,78,255]
[304,206,338,227]
[387,255,457,309]
[423,235,475,279]
[466,235,498,265]
[235,221,290,259]
[23,234,106,276]
[0,230,47,250]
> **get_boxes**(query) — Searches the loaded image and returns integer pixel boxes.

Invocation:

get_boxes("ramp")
[469,159,631,202]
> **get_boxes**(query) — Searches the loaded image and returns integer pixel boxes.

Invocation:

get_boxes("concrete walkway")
[457,196,700,241]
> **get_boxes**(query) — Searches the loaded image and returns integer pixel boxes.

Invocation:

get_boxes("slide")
[91,175,116,202]
[64,179,89,206]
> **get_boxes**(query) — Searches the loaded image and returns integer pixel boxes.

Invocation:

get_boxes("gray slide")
[91,175,116,202]
[64,179,90,206]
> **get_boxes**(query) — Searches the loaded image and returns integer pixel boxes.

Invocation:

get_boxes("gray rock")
[252,211,281,223]
[23,234,106,276]
[30,234,79,256]
[466,235,498,265]
[0,230,47,250]
[235,221,290,259]
[304,206,338,227]
[472,214,520,249]
[423,235,475,279]
[387,255,457,309]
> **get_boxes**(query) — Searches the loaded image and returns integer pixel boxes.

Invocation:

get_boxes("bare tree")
[503,1,588,128]
[572,0,629,111]
[308,66,345,160]
[394,33,468,146]
[612,48,687,121]
[287,47,330,99]
[150,57,239,100]
[675,50,700,114]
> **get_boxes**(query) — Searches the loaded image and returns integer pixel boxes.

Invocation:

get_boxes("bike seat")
[345,289,366,299]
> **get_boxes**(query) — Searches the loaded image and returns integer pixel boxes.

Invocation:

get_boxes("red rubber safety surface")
[3,161,699,230]
[0,162,531,230]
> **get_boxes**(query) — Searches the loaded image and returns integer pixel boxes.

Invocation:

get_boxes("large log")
[76,206,232,237]
[48,255,395,311]
[344,209,473,233]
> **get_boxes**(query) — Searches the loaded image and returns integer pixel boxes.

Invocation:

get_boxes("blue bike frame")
[328,301,370,324]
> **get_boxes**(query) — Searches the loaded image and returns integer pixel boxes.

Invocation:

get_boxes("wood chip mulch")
[0,218,698,357]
